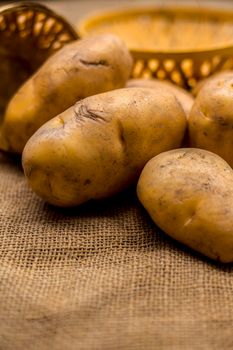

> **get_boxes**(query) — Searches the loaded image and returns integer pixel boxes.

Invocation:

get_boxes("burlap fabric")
[0,152,233,350]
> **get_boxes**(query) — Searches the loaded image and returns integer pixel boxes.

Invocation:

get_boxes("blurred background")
[1,1,233,25]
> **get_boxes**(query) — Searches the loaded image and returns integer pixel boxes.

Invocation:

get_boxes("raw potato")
[137,148,233,263]
[192,70,233,96]
[189,74,233,167]
[0,34,133,154]
[22,87,186,207]
[0,56,29,119]
[126,79,194,117]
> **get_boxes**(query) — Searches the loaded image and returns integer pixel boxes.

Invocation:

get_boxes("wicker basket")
[0,1,78,115]
[78,5,233,90]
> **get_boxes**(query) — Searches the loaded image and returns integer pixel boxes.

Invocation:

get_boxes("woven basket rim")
[0,1,78,40]
[77,4,233,56]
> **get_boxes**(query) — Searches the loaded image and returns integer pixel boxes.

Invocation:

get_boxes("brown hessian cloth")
[0,153,232,350]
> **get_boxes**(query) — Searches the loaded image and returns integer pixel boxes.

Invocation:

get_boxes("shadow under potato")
[42,186,138,217]
[0,149,232,270]
[0,149,22,167]
[41,185,233,270]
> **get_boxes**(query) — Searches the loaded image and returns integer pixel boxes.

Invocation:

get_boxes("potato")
[188,74,233,167]
[0,34,133,154]
[137,148,233,263]
[0,56,29,119]
[22,87,186,207]
[192,70,233,96]
[126,79,194,117]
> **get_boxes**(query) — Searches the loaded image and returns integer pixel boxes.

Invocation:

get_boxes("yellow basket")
[0,1,78,115]
[78,5,233,90]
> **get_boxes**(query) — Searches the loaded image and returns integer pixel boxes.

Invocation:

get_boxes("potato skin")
[1,34,133,154]
[188,74,233,167]
[126,79,194,117]
[0,56,29,119]
[137,148,233,263]
[22,87,186,207]
[192,70,233,96]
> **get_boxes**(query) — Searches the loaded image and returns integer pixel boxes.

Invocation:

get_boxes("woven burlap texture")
[0,153,232,350]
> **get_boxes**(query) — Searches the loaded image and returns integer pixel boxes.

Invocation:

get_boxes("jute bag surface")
[0,153,233,350]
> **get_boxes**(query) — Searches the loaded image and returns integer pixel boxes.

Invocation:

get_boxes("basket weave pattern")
[0,2,77,53]
[131,53,233,89]
[0,2,78,115]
